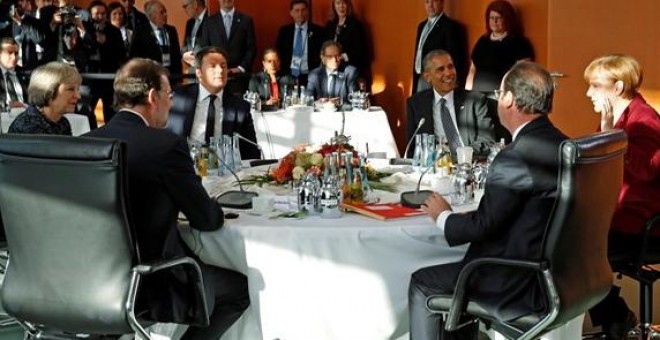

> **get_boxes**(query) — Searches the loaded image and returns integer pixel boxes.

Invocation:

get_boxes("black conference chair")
[426,130,628,340]
[610,214,660,339]
[0,134,209,339]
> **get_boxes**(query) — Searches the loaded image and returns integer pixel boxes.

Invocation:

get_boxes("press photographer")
[0,0,47,71]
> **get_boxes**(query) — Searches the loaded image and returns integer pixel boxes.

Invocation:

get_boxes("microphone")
[403,118,425,159]
[234,132,264,160]
[389,118,425,165]
[214,153,259,210]
[400,166,434,208]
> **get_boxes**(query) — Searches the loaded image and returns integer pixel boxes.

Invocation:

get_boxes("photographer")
[85,0,125,123]
[0,0,48,71]
[39,4,97,128]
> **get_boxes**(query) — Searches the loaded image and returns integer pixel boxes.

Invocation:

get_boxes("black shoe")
[604,310,637,340]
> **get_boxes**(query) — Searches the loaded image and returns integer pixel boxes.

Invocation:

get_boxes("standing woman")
[108,1,132,58]
[324,0,371,85]
[465,0,533,95]
[8,61,81,135]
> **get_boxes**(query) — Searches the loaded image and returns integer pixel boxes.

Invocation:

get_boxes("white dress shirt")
[432,89,464,146]
[190,86,224,143]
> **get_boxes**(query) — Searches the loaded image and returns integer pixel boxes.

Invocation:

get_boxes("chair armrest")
[638,213,660,267]
[133,256,201,275]
[443,257,546,331]
[128,256,210,328]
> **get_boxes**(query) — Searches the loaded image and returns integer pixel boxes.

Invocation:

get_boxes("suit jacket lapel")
[222,92,235,134]
[453,89,469,143]
[183,85,198,135]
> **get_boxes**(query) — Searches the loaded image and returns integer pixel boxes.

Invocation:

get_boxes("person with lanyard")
[276,0,323,87]
[181,0,207,77]
[129,0,182,82]
[412,0,467,93]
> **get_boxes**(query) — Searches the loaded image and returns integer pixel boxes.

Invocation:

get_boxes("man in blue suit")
[168,46,260,160]
[305,40,358,105]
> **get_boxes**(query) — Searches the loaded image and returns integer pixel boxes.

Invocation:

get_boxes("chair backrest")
[542,130,627,327]
[0,134,138,334]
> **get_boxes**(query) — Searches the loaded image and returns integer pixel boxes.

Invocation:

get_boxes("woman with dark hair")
[324,0,371,84]
[465,0,533,96]
[248,48,294,111]
[108,1,132,55]
[8,61,81,135]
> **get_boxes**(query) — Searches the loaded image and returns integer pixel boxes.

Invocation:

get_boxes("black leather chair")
[0,134,209,339]
[426,130,628,340]
[610,214,660,339]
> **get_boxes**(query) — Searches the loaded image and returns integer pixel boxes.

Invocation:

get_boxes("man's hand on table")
[421,192,452,222]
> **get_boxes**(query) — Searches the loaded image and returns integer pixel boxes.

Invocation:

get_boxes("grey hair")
[422,49,451,72]
[28,62,82,107]
[502,61,554,115]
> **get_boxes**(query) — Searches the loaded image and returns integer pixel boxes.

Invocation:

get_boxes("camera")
[58,6,78,26]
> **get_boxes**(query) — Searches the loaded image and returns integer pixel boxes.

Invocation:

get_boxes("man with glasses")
[85,58,249,340]
[406,49,495,158]
[305,40,358,105]
[408,61,567,340]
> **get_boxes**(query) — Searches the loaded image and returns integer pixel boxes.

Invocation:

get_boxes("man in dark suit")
[197,0,255,95]
[406,49,494,158]
[129,0,182,80]
[306,40,358,104]
[180,0,206,77]
[0,37,29,110]
[119,0,147,31]
[412,0,467,93]
[275,0,323,87]
[168,46,260,160]
[408,61,568,340]
[0,0,47,71]
[85,58,249,340]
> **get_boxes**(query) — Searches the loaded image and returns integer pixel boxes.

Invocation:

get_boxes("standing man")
[0,37,29,110]
[129,0,182,81]
[1,0,47,71]
[406,49,494,158]
[119,0,147,31]
[305,40,358,104]
[168,46,260,160]
[276,0,323,87]
[197,0,255,95]
[85,58,249,340]
[181,0,206,77]
[412,0,467,93]
[408,61,568,340]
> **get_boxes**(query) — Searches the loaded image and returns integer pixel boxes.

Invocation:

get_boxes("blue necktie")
[223,14,231,39]
[292,27,303,77]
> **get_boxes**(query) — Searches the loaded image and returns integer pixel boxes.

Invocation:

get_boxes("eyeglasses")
[182,2,193,8]
[160,89,173,99]
[493,89,503,98]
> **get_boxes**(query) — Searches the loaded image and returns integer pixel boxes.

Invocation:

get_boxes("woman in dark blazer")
[324,0,371,84]
[248,49,294,111]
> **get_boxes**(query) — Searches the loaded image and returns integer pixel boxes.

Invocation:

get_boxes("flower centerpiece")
[242,139,391,191]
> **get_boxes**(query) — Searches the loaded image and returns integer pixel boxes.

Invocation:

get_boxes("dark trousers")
[409,262,478,340]
[88,79,117,124]
[589,230,660,327]
[180,263,249,340]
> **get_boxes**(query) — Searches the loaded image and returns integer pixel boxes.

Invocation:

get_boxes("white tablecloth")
[174,168,583,340]
[1,110,91,136]
[252,107,399,160]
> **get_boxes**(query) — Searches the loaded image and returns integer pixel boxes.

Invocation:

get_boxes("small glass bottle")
[341,173,352,205]
[350,171,364,204]
[232,134,242,172]
[320,174,342,218]
[222,135,234,172]
[207,136,219,174]
[412,134,423,168]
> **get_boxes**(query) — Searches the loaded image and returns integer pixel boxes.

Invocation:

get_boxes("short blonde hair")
[28,62,82,107]
[584,54,642,99]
